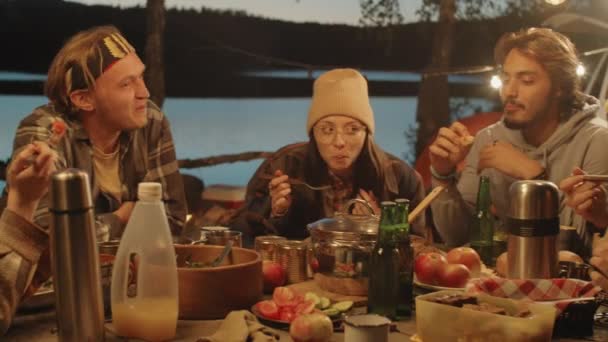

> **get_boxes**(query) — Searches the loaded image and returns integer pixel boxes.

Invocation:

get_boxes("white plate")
[413,276,465,292]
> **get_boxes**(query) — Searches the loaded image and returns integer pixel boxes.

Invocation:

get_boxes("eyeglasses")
[313,123,367,144]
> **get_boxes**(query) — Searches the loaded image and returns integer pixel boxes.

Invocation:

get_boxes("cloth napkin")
[197,310,280,342]
[465,277,602,314]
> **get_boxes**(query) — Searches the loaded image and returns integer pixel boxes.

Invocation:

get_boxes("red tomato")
[272,287,296,307]
[280,308,296,322]
[446,247,482,277]
[414,252,447,285]
[257,300,280,320]
[437,263,471,288]
[294,300,316,315]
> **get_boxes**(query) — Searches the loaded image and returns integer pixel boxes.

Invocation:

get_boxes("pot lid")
[307,214,378,235]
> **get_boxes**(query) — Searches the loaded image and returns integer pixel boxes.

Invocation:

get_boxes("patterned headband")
[66,33,135,93]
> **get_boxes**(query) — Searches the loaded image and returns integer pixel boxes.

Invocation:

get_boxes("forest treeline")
[0,0,603,97]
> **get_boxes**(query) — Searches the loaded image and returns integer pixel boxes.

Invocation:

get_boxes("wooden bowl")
[175,244,263,319]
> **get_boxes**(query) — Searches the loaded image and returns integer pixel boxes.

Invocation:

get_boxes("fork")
[259,174,331,191]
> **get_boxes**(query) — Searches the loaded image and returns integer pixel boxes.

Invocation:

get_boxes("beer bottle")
[394,198,414,319]
[470,176,494,266]
[367,201,399,319]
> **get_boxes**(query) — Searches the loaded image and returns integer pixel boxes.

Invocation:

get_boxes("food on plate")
[559,250,584,264]
[437,263,471,288]
[262,260,286,292]
[426,293,531,318]
[256,300,280,320]
[254,287,351,323]
[414,252,448,285]
[289,313,333,342]
[446,247,481,277]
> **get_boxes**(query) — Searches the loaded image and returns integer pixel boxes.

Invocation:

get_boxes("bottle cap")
[380,201,396,206]
[138,182,162,200]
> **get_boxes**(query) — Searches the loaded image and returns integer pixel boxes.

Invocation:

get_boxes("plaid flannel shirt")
[0,210,49,335]
[0,100,187,335]
[10,100,187,235]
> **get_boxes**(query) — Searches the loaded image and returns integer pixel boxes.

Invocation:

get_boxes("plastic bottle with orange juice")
[111,182,178,341]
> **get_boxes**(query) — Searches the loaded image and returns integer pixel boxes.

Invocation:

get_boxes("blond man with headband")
[231,68,425,245]
[7,25,186,237]
[1,28,186,331]
[429,28,608,259]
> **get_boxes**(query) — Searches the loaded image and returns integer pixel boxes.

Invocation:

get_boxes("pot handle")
[342,198,375,216]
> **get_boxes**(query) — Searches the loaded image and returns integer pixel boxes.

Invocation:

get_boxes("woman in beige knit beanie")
[232,68,426,243]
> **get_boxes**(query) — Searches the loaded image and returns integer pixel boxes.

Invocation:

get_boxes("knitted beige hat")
[306,68,375,135]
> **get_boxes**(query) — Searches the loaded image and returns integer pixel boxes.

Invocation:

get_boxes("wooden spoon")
[408,184,446,225]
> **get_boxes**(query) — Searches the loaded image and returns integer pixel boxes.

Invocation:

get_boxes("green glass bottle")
[394,198,413,319]
[470,176,494,266]
[367,201,399,319]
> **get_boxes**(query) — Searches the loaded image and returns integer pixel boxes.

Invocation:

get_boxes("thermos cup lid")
[507,180,559,220]
[49,169,93,212]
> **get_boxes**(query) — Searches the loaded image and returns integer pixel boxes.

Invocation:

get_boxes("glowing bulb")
[490,75,502,89]
[576,64,585,76]
[545,0,566,5]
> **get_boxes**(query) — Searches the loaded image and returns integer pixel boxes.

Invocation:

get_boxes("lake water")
[0,71,496,187]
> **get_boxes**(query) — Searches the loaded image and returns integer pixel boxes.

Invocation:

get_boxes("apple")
[437,263,471,288]
[446,247,482,277]
[263,260,286,292]
[289,313,333,342]
[414,252,447,285]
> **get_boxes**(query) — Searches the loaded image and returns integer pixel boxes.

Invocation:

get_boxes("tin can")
[254,235,287,262]
[98,240,120,318]
[277,240,309,284]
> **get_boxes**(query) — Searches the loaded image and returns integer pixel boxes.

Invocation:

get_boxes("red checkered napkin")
[465,277,601,314]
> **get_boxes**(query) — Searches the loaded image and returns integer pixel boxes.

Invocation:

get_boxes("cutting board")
[287,276,367,306]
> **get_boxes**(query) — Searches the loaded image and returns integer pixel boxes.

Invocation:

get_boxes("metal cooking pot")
[307,199,379,295]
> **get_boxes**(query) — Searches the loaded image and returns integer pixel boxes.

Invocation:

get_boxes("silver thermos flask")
[507,180,559,279]
[49,169,105,341]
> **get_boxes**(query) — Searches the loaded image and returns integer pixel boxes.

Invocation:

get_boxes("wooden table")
[5,307,608,341]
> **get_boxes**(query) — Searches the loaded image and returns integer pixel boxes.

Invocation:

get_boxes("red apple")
[263,260,286,292]
[414,252,448,285]
[438,263,471,288]
[446,247,482,277]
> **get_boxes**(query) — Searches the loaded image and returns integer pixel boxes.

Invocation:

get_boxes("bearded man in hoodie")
[428,28,608,259]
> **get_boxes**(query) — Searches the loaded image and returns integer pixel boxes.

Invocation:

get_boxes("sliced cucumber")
[318,297,331,310]
[322,308,341,317]
[331,300,353,313]
[304,292,321,306]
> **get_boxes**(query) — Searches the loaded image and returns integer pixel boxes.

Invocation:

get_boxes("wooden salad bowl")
[175,244,263,319]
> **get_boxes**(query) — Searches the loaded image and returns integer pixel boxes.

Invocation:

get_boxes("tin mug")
[255,235,287,262]
[277,240,308,284]
[205,230,243,248]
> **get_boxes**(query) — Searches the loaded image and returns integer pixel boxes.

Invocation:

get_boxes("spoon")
[210,240,234,267]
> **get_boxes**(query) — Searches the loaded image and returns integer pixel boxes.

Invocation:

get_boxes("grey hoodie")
[431,95,608,258]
